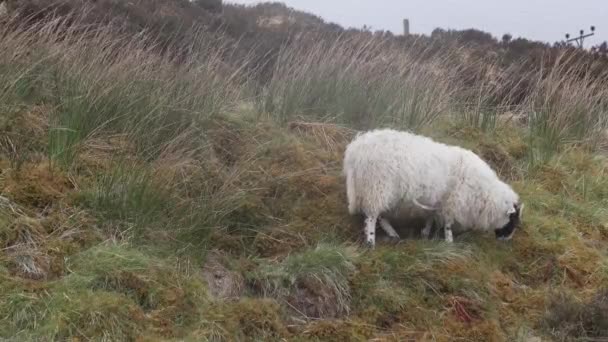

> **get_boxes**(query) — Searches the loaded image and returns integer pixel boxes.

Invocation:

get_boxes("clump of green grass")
[248,243,358,319]
[77,162,171,229]
[349,242,497,333]
[0,243,208,340]
[75,158,238,257]
[35,291,147,341]
[193,298,289,341]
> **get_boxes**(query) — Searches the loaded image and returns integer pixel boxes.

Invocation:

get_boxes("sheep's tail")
[345,168,358,215]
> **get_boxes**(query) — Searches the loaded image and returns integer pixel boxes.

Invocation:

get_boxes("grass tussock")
[1,6,608,341]
[259,34,457,131]
[248,244,358,319]
[0,243,208,340]
[543,289,608,340]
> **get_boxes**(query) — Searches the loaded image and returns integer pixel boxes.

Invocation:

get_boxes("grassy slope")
[1,12,608,342]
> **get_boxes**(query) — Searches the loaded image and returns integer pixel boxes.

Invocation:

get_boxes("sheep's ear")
[507,206,517,215]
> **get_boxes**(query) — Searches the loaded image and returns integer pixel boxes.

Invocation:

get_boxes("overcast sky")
[228,0,606,46]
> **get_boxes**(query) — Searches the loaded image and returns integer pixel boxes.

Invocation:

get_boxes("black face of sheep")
[495,203,523,241]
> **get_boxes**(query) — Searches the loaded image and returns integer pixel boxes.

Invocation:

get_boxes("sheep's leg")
[421,217,433,239]
[444,223,454,243]
[379,217,400,241]
[364,215,378,248]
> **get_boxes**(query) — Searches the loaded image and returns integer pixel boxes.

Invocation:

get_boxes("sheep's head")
[495,202,524,241]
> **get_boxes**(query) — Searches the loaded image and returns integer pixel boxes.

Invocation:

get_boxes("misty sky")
[228,0,606,46]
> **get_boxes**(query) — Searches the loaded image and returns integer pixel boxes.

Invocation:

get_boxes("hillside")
[1,1,608,341]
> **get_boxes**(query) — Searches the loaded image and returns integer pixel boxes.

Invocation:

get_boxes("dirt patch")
[202,250,245,300]
[287,276,345,319]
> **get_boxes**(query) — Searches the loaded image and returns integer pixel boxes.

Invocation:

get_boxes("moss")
[2,161,73,209]
[301,319,373,341]
[206,298,289,341]
[68,244,207,320]
[348,242,499,335]
[248,244,358,319]
[36,290,148,341]
[0,243,209,340]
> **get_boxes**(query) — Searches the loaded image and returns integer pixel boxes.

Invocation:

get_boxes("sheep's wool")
[343,129,519,236]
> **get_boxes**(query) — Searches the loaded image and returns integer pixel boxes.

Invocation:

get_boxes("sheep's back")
[344,129,453,211]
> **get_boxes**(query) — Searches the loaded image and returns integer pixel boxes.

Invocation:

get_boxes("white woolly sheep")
[343,128,523,247]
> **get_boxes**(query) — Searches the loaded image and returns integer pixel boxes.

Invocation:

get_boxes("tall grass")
[524,52,608,162]
[0,11,247,166]
[258,34,457,131]
[259,33,608,162]
[0,10,254,254]
[455,58,521,131]
[451,49,608,161]
[2,9,607,168]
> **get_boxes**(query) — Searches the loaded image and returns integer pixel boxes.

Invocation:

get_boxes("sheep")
[372,196,437,243]
[343,128,523,247]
